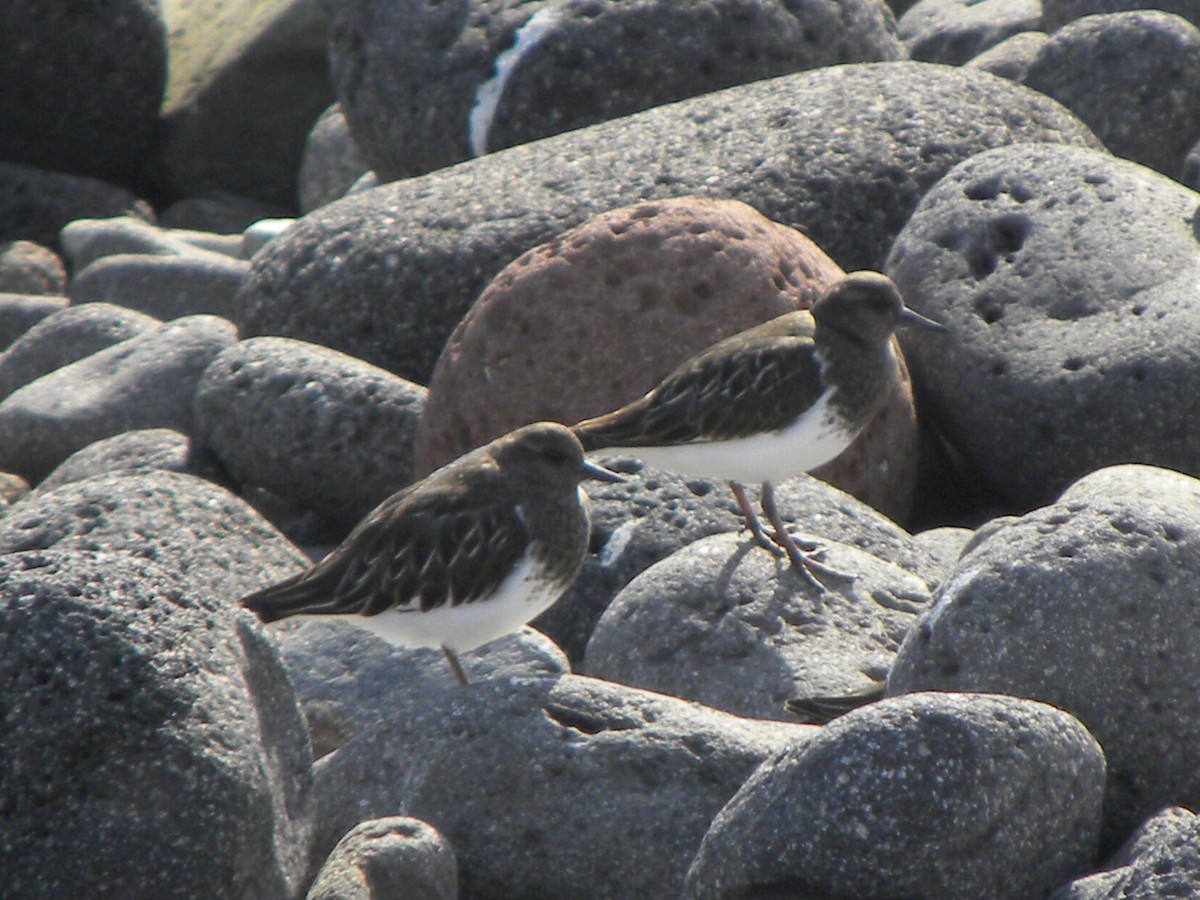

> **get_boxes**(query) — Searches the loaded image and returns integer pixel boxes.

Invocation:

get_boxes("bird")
[572,271,944,586]
[241,422,623,684]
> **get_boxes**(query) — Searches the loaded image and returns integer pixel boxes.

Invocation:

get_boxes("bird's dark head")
[496,422,624,485]
[812,271,944,342]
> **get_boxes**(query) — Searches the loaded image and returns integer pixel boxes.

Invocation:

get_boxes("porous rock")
[1041,0,1200,31]
[0,314,236,482]
[687,692,1104,899]
[889,464,1200,845]
[0,468,307,606]
[965,30,1048,79]
[0,302,159,402]
[38,428,227,492]
[585,531,931,719]
[194,337,427,527]
[313,673,814,898]
[888,142,1200,508]
[238,62,1100,385]
[1023,10,1200,175]
[898,0,1042,64]
[307,817,457,900]
[330,0,904,180]
[0,549,314,897]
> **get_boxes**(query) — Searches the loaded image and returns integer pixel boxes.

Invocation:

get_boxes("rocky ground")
[4,0,1200,898]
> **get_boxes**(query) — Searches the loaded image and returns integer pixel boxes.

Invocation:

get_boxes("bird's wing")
[241,473,531,621]
[576,329,826,447]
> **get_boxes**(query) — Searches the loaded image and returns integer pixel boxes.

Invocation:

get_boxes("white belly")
[331,554,565,652]
[595,391,856,483]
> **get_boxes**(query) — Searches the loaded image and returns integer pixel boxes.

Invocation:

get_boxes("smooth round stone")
[0,1,165,184]
[889,464,1200,845]
[1042,0,1200,31]
[1023,10,1200,176]
[238,62,1100,386]
[965,31,1048,80]
[0,302,159,402]
[0,163,150,249]
[38,428,227,492]
[0,241,66,295]
[306,818,457,900]
[0,549,313,897]
[330,0,903,180]
[887,142,1200,508]
[584,531,931,719]
[194,336,426,527]
[70,252,250,320]
[0,293,69,351]
[157,191,291,234]
[898,0,1042,64]
[686,692,1105,900]
[299,103,370,213]
[0,315,236,483]
[60,216,216,271]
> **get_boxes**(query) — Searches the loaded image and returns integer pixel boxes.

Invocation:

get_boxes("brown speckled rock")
[415,198,922,523]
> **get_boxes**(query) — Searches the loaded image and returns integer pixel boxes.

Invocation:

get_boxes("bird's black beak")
[899,306,946,332]
[581,459,626,483]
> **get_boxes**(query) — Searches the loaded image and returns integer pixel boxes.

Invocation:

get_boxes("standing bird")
[573,271,944,586]
[241,422,622,684]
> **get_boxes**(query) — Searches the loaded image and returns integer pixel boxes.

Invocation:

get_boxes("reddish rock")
[416,198,921,523]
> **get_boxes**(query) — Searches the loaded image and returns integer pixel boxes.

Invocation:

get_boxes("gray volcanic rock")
[70,252,250,320]
[887,143,1200,508]
[889,465,1200,845]
[0,469,307,607]
[966,30,1048,79]
[60,216,220,271]
[1023,11,1200,175]
[39,428,228,492]
[0,314,235,482]
[1042,0,1200,30]
[0,241,66,295]
[0,303,159,401]
[0,1,166,185]
[686,692,1105,900]
[0,294,69,351]
[0,549,314,898]
[299,103,370,213]
[194,337,426,527]
[0,163,151,250]
[584,531,931,719]
[1052,807,1200,899]
[330,0,904,181]
[313,673,814,898]
[277,621,569,758]
[536,458,938,664]
[898,0,1042,64]
[238,62,1100,384]
[307,818,457,900]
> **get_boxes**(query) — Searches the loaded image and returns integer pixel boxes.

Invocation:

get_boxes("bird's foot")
[758,481,856,589]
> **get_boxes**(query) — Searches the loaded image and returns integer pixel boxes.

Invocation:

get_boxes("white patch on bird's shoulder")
[593,389,858,483]
[329,552,566,652]
[469,6,564,157]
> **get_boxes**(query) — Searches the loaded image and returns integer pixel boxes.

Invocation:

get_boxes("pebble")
[7,8,1200,895]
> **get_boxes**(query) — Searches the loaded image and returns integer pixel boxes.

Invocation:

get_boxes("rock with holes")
[313,672,814,899]
[887,142,1200,508]
[1051,807,1200,899]
[194,337,427,528]
[686,692,1105,900]
[0,314,235,483]
[275,621,569,759]
[1023,11,1200,176]
[535,458,941,664]
[965,31,1048,80]
[0,302,159,402]
[584,531,932,720]
[238,62,1100,386]
[897,0,1042,65]
[889,464,1200,846]
[307,817,458,900]
[38,428,228,492]
[0,468,307,607]
[0,549,314,897]
[329,0,903,181]
[0,241,66,295]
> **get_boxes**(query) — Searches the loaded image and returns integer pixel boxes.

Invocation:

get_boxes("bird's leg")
[442,645,470,685]
[729,481,781,555]
[760,481,856,586]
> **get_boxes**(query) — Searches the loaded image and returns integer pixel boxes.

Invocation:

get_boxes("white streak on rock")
[599,519,639,569]
[468,5,564,157]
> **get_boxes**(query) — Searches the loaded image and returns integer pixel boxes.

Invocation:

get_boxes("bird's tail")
[240,566,342,623]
